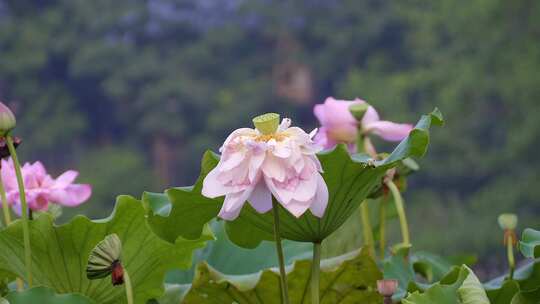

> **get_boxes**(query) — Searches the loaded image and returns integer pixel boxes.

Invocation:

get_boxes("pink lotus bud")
[0,102,16,135]
[377,279,398,297]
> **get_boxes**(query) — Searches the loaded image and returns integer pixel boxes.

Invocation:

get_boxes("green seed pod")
[349,103,369,121]
[86,234,122,280]
[498,213,518,230]
[252,113,280,135]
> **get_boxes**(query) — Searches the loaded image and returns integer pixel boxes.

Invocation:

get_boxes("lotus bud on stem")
[377,279,398,304]
[0,101,32,288]
[0,137,24,290]
[498,213,518,279]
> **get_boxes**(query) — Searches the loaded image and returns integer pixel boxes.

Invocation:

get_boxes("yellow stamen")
[255,133,287,142]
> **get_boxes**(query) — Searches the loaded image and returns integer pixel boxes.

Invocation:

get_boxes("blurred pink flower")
[313,97,413,150]
[202,118,328,220]
[1,159,92,214]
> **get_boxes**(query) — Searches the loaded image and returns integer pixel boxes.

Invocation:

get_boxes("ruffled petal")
[309,174,329,217]
[202,168,232,198]
[49,184,92,207]
[262,155,286,183]
[247,180,272,213]
[361,105,380,127]
[364,121,413,141]
[219,151,247,172]
[282,199,311,218]
[54,170,79,187]
[313,127,337,150]
[218,189,251,220]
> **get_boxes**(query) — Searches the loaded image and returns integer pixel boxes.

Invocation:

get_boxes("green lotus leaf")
[382,250,476,301]
[163,221,311,285]
[145,109,442,246]
[510,286,540,304]
[457,266,490,304]
[402,265,488,304]
[519,228,540,259]
[0,196,213,304]
[181,248,382,303]
[485,259,540,303]
[486,280,520,304]
[2,286,96,304]
[229,109,443,245]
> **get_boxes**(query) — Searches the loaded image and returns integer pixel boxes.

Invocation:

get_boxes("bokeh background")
[1,0,539,273]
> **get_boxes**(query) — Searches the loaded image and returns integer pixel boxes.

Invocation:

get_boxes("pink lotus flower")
[202,117,329,220]
[1,159,92,214]
[313,97,413,150]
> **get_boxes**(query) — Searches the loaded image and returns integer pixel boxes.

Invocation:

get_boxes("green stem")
[0,174,24,288]
[7,135,32,287]
[386,180,410,246]
[272,198,289,304]
[507,234,515,280]
[360,201,375,257]
[0,173,11,226]
[124,269,134,304]
[379,196,387,259]
[311,242,321,304]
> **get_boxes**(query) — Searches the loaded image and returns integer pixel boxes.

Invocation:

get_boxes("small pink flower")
[313,97,413,150]
[1,159,92,214]
[202,118,329,220]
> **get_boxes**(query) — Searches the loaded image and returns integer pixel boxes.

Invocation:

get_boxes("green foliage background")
[0,0,539,272]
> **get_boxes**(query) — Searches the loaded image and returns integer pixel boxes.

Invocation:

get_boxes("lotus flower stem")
[360,202,375,257]
[311,242,321,304]
[507,234,515,279]
[7,135,32,287]
[386,180,410,246]
[356,133,376,257]
[0,173,24,290]
[379,196,387,259]
[0,173,11,227]
[271,198,290,304]
[124,269,134,304]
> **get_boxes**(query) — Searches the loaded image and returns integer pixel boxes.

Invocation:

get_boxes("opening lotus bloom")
[1,159,92,214]
[313,97,413,150]
[202,117,329,220]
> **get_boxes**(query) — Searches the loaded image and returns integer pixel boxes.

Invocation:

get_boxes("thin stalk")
[271,198,289,304]
[360,202,375,257]
[386,180,410,246]
[123,269,134,304]
[507,233,515,280]
[7,135,32,287]
[357,134,376,257]
[311,242,321,304]
[379,196,387,259]
[0,171,24,289]
[0,173,11,228]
